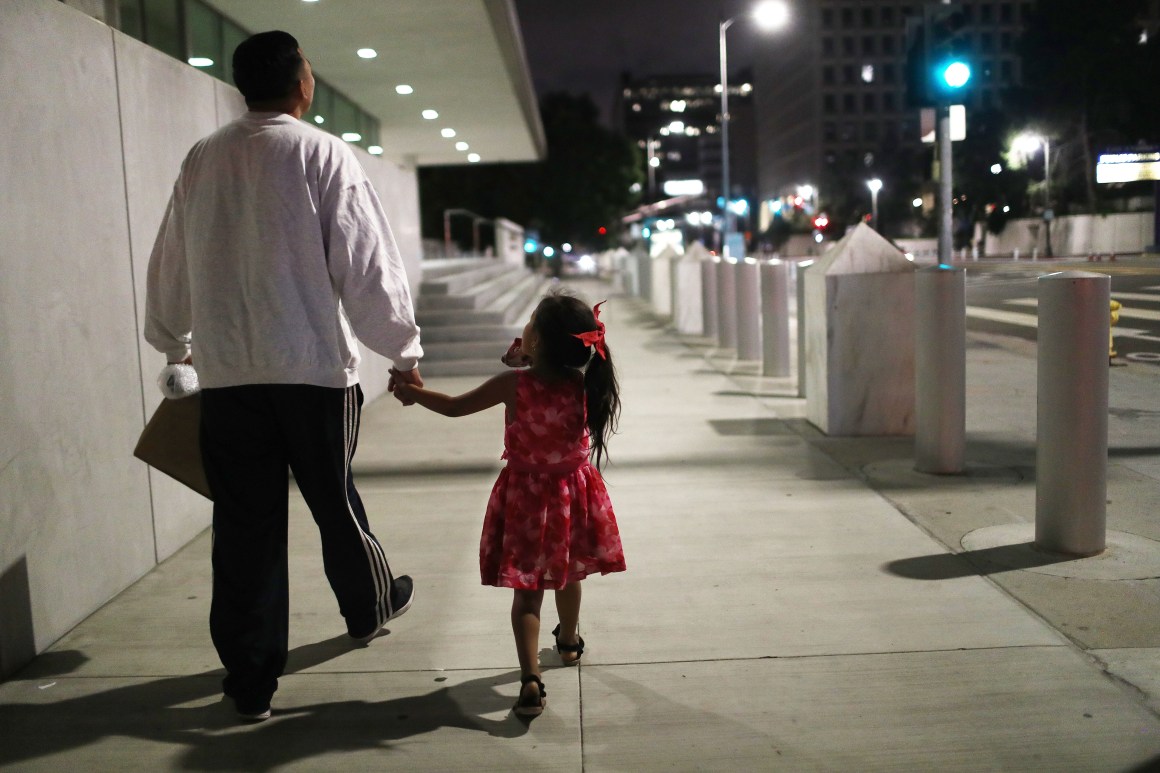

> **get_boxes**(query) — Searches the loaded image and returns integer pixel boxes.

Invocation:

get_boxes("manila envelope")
[133,395,212,500]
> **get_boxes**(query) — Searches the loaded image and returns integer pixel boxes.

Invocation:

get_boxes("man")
[144,31,422,722]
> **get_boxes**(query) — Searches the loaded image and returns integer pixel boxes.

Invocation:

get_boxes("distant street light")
[1014,132,1053,257]
[867,178,883,232]
[719,0,790,257]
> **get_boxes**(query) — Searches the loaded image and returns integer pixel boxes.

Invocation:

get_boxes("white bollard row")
[915,265,965,474]
[1035,271,1109,556]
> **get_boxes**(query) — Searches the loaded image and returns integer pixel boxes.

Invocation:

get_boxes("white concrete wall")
[985,212,1152,257]
[0,0,423,677]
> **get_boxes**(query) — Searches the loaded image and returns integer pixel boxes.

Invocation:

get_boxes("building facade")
[753,0,1035,236]
[615,72,757,251]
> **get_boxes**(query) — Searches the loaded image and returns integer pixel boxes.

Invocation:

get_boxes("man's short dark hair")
[232,31,303,103]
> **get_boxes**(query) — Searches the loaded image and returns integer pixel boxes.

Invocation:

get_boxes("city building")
[615,72,757,252]
[752,0,1036,238]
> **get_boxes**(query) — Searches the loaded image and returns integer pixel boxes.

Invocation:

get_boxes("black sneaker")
[386,575,415,621]
[350,575,415,644]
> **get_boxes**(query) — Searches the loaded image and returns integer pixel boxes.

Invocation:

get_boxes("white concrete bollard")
[638,252,653,300]
[701,259,719,339]
[914,265,965,474]
[1036,271,1110,556]
[761,260,791,377]
[735,259,762,360]
[716,258,738,349]
[796,261,808,397]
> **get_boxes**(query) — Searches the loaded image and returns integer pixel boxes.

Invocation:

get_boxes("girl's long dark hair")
[531,291,621,469]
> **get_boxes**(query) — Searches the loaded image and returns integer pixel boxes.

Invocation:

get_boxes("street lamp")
[867,178,883,232]
[1014,132,1052,257]
[719,0,790,257]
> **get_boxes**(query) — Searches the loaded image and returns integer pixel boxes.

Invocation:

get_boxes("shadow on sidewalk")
[1,636,526,771]
[883,543,1077,580]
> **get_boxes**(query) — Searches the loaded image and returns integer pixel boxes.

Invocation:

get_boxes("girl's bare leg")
[512,589,545,703]
[553,581,583,664]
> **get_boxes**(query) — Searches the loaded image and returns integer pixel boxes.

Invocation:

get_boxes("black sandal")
[514,673,546,717]
[552,624,585,666]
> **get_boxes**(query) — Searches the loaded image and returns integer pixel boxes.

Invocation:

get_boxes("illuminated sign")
[1096,149,1160,183]
[662,179,705,196]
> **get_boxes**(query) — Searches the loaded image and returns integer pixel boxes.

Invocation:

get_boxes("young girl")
[392,291,626,717]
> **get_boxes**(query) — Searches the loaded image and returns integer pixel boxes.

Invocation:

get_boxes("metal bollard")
[716,257,738,350]
[735,258,762,360]
[761,260,791,377]
[701,259,719,339]
[915,265,966,473]
[1036,271,1109,556]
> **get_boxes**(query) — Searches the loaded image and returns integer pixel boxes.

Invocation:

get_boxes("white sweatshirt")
[145,112,422,389]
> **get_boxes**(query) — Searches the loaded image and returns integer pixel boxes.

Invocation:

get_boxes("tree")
[1014,0,1158,212]
[418,93,642,252]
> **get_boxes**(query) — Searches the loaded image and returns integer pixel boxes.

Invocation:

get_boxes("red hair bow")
[572,301,607,360]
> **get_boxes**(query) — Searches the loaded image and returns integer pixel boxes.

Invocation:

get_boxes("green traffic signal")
[939,60,971,90]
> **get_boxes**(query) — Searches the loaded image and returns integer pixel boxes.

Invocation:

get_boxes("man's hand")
[389,366,423,405]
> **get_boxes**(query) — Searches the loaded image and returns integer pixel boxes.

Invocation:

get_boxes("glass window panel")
[332,91,360,141]
[306,81,334,130]
[143,0,182,60]
[119,0,144,39]
[185,1,223,80]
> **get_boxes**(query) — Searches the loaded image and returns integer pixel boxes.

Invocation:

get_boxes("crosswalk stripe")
[965,306,1039,328]
[1003,297,1160,321]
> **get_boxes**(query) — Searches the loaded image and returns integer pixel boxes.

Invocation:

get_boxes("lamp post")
[719,0,789,257]
[867,178,883,232]
[1014,133,1052,257]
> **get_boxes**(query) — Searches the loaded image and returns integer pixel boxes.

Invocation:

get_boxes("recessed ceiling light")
[422,109,438,120]
[441,128,456,138]
[395,84,414,95]
[313,115,325,124]
[341,132,362,142]
[368,146,384,155]
[455,141,469,151]
[188,57,214,67]
[357,48,377,59]
[467,153,481,163]
[302,0,319,3]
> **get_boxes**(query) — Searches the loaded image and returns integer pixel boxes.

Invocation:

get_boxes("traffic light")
[925,3,971,103]
[905,3,972,107]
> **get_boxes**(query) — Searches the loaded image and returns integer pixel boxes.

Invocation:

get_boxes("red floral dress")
[480,370,626,590]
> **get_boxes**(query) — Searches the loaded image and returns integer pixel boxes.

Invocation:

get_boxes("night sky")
[513,0,763,125]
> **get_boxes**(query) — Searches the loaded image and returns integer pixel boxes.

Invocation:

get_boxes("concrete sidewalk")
[2,277,1159,771]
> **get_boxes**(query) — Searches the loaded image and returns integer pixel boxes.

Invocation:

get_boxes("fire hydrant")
[1110,299,1122,361]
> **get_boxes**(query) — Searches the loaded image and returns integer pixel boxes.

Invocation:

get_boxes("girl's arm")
[395,370,517,417]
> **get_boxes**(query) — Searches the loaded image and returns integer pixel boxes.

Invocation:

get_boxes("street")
[965,262,1160,366]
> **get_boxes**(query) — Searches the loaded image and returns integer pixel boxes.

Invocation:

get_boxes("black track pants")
[200,383,395,706]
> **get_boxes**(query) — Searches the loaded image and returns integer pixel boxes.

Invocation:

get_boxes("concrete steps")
[415,260,548,377]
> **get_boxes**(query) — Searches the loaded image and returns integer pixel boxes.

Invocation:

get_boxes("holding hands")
[388,365,423,405]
